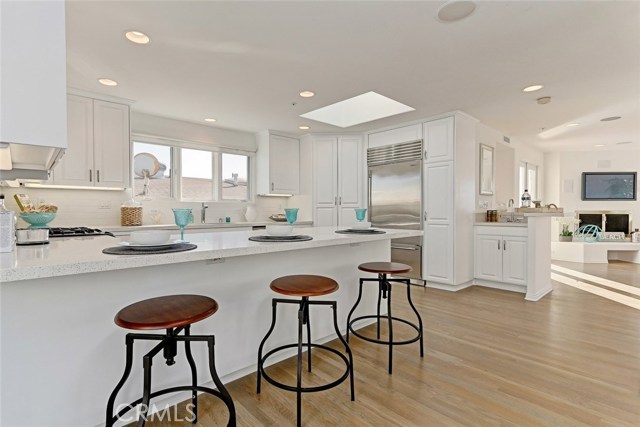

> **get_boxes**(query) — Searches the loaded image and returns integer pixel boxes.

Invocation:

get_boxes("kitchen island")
[0,226,421,427]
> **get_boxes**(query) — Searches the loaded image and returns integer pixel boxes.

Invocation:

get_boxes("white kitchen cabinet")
[423,116,454,163]
[256,131,300,195]
[313,135,363,226]
[423,161,454,284]
[367,123,422,149]
[474,226,527,286]
[52,95,130,188]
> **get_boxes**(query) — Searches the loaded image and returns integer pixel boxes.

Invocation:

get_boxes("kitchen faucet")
[201,202,208,223]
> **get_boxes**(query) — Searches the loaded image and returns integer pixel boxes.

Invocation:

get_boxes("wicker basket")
[121,206,142,226]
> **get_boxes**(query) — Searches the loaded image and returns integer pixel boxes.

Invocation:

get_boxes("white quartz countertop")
[102,220,313,233]
[1,226,422,283]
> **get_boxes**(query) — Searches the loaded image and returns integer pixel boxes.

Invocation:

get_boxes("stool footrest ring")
[109,385,227,424]
[348,315,422,346]
[260,343,351,393]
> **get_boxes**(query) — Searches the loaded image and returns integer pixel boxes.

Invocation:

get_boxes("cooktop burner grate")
[48,227,115,238]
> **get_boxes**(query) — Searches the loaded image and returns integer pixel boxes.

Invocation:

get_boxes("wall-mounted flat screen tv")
[581,172,637,201]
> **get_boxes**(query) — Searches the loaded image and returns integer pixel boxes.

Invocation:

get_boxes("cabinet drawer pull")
[503,240,507,250]
[97,170,100,183]
[338,196,342,205]
[497,240,500,250]
[89,169,92,182]
[271,182,274,191]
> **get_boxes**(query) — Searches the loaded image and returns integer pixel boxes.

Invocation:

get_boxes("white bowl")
[352,221,371,230]
[266,224,293,236]
[129,230,171,245]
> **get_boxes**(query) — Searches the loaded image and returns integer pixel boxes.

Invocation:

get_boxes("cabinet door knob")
[89,169,92,182]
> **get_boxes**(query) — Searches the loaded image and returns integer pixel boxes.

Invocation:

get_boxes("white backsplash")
[0,186,310,228]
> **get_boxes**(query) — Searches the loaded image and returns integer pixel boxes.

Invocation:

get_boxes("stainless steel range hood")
[0,0,67,181]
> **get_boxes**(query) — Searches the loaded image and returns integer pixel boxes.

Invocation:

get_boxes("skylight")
[300,91,415,128]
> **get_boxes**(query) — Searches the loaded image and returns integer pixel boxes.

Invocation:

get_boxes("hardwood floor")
[137,266,640,427]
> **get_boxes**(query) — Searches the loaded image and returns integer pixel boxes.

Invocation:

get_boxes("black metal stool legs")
[106,335,134,427]
[207,336,237,427]
[406,279,424,358]
[106,329,236,427]
[346,274,424,374]
[258,297,355,427]
[184,326,198,424]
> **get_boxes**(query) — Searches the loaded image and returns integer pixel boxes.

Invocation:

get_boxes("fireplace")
[575,210,632,235]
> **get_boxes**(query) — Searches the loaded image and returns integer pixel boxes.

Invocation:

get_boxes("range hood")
[0,0,67,181]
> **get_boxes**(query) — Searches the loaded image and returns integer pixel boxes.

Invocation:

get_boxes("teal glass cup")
[284,208,299,225]
[172,208,193,241]
[354,208,367,222]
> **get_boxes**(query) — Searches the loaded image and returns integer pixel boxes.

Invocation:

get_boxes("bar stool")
[106,294,236,427]
[346,262,423,374]
[257,275,355,427]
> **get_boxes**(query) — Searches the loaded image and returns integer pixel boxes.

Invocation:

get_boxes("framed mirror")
[479,144,494,195]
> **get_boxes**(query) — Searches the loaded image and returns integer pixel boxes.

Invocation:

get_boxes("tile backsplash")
[0,186,309,228]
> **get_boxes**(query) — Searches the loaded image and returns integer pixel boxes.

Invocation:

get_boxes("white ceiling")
[65,0,640,152]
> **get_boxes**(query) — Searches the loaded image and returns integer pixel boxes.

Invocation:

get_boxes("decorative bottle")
[521,189,531,208]
[0,194,16,253]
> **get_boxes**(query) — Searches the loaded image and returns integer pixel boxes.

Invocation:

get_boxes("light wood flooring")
[135,264,640,427]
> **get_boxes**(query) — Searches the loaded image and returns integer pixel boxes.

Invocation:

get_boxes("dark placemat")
[335,229,386,234]
[102,243,197,255]
[249,235,313,242]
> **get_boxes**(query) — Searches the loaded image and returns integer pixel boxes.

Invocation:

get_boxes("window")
[221,153,249,201]
[132,142,172,198]
[181,148,213,201]
[131,138,252,202]
[519,162,538,201]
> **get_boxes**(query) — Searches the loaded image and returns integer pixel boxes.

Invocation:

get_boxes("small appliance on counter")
[16,228,49,246]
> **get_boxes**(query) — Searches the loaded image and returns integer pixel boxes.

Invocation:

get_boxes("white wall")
[544,149,640,227]
[475,123,545,210]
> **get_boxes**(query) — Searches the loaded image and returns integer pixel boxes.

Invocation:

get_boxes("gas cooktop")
[48,227,115,238]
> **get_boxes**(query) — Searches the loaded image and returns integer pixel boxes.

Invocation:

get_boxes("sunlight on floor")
[551,265,640,310]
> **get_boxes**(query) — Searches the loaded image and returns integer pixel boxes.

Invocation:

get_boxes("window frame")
[131,134,254,203]
[518,161,538,201]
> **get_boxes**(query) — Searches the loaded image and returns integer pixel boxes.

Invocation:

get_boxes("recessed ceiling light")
[204,118,217,122]
[125,31,150,44]
[436,0,477,22]
[299,126,310,130]
[98,78,118,87]
[600,116,621,122]
[522,84,544,92]
[566,123,580,127]
[616,141,632,145]
[594,144,605,147]
[300,91,415,128]
[299,91,315,98]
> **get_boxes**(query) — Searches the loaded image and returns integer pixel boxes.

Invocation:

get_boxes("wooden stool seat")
[358,262,412,275]
[114,294,218,330]
[270,274,339,297]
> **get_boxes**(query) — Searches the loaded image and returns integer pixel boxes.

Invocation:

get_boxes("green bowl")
[19,213,56,228]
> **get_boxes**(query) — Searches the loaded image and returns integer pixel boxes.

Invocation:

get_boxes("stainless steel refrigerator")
[368,140,423,280]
